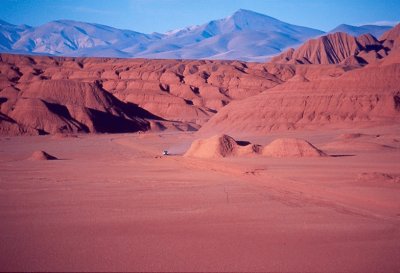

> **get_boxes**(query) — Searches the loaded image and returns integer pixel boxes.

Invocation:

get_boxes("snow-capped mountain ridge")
[0,9,393,61]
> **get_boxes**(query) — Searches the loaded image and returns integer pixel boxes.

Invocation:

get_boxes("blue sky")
[1,0,399,33]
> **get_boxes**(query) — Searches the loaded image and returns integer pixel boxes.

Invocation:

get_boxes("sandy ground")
[0,126,400,272]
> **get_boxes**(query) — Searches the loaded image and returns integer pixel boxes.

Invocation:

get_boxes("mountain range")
[0,9,395,61]
[0,22,399,136]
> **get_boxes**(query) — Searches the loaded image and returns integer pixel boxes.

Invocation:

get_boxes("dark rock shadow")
[44,101,90,133]
[236,140,252,146]
[88,108,148,133]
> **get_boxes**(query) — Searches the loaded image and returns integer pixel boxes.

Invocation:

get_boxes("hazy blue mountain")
[328,24,391,38]
[0,9,327,61]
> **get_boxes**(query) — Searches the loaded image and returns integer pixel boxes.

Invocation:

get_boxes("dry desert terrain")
[1,125,400,271]
[1,24,400,272]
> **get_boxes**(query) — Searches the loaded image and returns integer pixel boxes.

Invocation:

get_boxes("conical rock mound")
[184,134,261,159]
[262,138,327,157]
[29,150,58,161]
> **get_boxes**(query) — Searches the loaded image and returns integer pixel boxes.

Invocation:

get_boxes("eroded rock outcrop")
[184,134,261,159]
[0,54,292,135]
[262,138,327,157]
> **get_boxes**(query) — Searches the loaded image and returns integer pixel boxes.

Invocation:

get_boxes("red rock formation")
[29,150,58,160]
[272,32,364,64]
[272,31,390,65]
[0,54,292,135]
[380,24,400,46]
[262,138,327,157]
[199,62,400,135]
[1,24,399,136]
[356,33,381,49]
[184,134,261,158]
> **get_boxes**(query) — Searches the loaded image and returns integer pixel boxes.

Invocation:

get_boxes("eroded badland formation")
[0,25,399,272]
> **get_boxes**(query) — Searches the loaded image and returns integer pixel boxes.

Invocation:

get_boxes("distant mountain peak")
[329,23,391,39]
[229,8,280,23]
[54,19,78,24]
[0,19,14,26]
[232,9,262,16]
[336,23,352,27]
[0,10,327,61]
[0,10,326,61]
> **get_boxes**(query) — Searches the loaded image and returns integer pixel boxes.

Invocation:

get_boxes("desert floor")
[1,126,399,272]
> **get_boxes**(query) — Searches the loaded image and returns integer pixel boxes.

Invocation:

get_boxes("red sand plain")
[1,125,399,272]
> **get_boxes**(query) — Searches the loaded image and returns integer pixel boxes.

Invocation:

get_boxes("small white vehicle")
[163,150,169,156]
